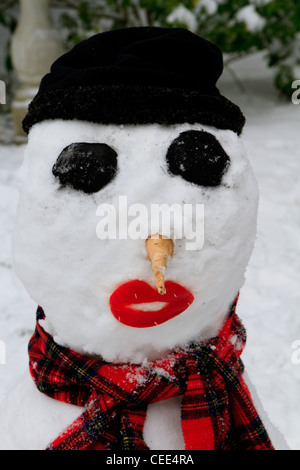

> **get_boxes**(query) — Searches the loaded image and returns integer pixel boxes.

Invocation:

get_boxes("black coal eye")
[166,130,230,186]
[52,142,118,193]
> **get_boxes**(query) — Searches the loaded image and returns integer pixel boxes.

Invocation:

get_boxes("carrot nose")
[146,234,174,295]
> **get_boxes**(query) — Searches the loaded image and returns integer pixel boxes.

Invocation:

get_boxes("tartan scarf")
[28,296,274,451]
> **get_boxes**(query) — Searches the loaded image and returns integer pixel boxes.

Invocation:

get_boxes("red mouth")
[109,280,194,328]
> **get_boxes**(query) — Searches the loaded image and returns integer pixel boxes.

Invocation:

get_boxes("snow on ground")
[220,52,300,450]
[0,51,299,449]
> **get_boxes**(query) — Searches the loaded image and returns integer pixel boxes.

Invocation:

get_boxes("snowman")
[0,27,287,450]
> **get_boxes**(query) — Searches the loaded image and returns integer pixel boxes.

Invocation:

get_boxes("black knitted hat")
[22,27,245,135]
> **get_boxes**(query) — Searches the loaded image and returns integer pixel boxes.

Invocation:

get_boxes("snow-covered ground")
[0,52,299,449]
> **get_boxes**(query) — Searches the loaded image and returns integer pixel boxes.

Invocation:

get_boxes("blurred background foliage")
[1,0,299,102]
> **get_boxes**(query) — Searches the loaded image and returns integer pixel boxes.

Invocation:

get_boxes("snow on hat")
[22,27,245,135]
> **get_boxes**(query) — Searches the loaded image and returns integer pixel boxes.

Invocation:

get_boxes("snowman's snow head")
[14,28,258,363]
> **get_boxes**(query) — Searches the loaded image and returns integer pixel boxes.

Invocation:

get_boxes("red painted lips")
[109,280,194,328]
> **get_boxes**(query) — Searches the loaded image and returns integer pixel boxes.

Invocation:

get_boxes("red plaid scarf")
[28,296,274,450]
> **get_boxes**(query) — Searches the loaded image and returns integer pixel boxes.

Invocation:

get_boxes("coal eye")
[166,130,230,187]
[52,142,118,193]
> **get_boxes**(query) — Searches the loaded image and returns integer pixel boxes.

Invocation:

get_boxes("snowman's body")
[0,371,184,450]
[0,368,284,450]
[0,28,287,450]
